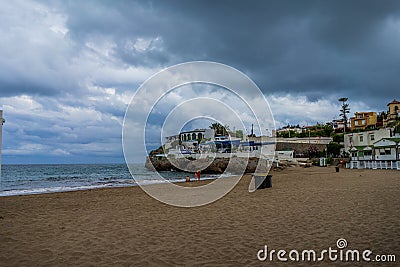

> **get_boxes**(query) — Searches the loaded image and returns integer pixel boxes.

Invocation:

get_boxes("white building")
[373,138,400,161]
[344,128,392,155]
[163,134,179,149]
[179,129,215,150]
[344,127,400,170]
[276,126,304,134]
[332,119,346,132]
[179,129,214,142]
[162,129,216,154]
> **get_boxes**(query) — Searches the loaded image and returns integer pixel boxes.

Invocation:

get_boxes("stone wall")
[276,142,326,155]
[145,156,265,174]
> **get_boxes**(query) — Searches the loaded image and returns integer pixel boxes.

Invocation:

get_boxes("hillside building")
[349,112,377,131]
[383,99,400,127]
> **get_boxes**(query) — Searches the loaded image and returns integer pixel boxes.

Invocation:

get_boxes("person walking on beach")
[195,170,201,181]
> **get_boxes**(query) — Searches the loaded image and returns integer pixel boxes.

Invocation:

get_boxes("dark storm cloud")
[48,0,400,109]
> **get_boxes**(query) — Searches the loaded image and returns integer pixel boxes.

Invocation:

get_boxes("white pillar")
[0,110,4,179]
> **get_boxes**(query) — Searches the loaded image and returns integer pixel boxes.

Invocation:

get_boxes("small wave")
[0,173,236,197]
[0,183,137,197]
[44,175,82,181]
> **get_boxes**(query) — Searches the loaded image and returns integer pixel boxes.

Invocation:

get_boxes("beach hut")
[373,138,400,161]
[349,145,374,161]
[362,146,373,160]
[350,147,360,161]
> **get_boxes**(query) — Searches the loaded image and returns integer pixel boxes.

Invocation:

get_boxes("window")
[380,148,392,155]
[370,134,375,141]
[359,135,364,142]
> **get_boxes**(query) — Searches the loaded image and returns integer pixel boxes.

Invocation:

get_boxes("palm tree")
[338,97,350,132]
[209,123,229,136]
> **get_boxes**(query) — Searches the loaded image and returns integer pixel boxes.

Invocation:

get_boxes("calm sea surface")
[0,164,223,196]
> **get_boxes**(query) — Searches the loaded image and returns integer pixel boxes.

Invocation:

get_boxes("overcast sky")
[1,0,400,164]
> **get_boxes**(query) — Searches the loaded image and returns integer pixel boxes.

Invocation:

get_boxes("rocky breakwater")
[145,155,267,174]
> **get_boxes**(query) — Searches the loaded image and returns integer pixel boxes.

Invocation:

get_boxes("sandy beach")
[0,166,399,266]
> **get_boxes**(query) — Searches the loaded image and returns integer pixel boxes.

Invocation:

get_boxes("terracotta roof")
[387,99,400,106]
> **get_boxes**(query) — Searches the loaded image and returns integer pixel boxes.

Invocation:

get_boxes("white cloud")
[0,0,161,97]
[0,82,375,163]
[0,88,129,159]
[266,93,374,128]
[124,36,164,53]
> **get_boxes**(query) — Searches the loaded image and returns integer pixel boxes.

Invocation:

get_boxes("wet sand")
[0,166,399,266]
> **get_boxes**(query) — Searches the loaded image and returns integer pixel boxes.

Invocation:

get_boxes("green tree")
[235,130,244,139]
[326,142,341,157]
[339,97,350,132]
[377,111,387,122]
[331,133,344,143]
[209,122,229,136]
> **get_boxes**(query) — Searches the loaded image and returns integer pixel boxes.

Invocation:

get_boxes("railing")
[347,160,400,170]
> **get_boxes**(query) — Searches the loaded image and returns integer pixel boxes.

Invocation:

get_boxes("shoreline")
[0,172,234,197]
[1,165,400,197]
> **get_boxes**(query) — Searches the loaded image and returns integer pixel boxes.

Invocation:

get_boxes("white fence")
[347,160,400,170]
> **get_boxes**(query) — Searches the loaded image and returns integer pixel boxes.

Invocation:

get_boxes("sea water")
[0,164,226,196]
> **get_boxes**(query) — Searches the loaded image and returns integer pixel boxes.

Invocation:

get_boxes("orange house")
[350,112,377,131]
